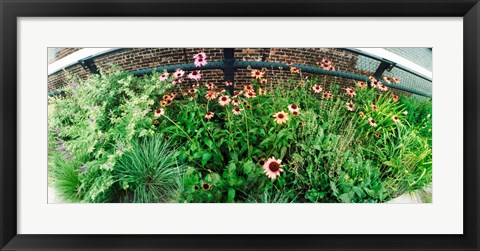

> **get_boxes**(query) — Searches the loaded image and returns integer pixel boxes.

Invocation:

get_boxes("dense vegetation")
[48,53,432,203]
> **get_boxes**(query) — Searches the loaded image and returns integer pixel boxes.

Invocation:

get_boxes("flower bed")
[48,52,432,203]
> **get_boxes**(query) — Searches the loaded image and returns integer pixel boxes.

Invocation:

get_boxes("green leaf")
[338,193,351,203]
[227,188,236,203]
[201,152,212,166]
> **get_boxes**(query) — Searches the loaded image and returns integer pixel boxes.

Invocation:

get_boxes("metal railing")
[48,48,432,98]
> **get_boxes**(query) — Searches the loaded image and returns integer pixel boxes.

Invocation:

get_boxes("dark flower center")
[259,159,265,166]
[269,162,280,172]
[291,104,298,109]
[278,114,284,119]
[202,183,211,190]
[156,109,161,113]
[221,97,227,101]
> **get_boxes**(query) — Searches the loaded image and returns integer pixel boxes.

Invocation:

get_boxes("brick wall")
[47,48,430,97]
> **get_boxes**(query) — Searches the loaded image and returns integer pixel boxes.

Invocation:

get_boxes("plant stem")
[163,115,193,141]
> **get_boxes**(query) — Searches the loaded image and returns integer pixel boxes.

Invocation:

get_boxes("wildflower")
[202,183,211,190]
[188,88,197,95]
[383,76,392,84]
[371,80,379,88]
[312,84,323,93]
[251,69,264,79]
[368,76,376,82]
[285,60,293,66]
[232,107,243,115]
[379,84,388,91]
[225,80,233,86]
[356,81,367,89]
[347,102,355,111]
[260,78,268,85]
[368,117,377,127]
[206,82,216,89]
[205,111,214,120]
[322,58,332,66]
[345,87,356,98]
[172,78,183,85]
[392,77,400,84]
[261,67,267,72]
[263,157,284,180]
[160,100,168,107]
[359,111,365,117]
[174,68,185,79]
[371,104,378,111]
[292,110,300,116]
[205,90,217,100]
[194,185,200,191]
[273,111,289,124]
[231,99,240,106]
[244,91,256,99]
[326,66,336,71]
[323,92,333,99]
[170,92,177,99]
[298,121,304,126]
[218,95,230,106]
[187,70,202,81]
[154,108,165,117]
[194,57,207,67]
[246,105,252,109]
[191,83,199,88]
[159,72,169,81]
[290,66,300,74]
[244,84,254,91]
[194,52,206,59]
[233,91,243,98]
[392,115,400,123]
[258,158,266,166]
[374,132,381,138]
[163,94,173,101]
[258,88,267,95]
[392,94,399,102]
[287,103,300,113]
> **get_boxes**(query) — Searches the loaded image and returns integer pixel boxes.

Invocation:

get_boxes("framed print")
[1,0,479,250]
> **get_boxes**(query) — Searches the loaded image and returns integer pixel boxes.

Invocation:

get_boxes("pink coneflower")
[160,100,168,107]
[273,111,289,124]
[383,76,392,84]
[225,80,233,86]
[368,117,377,127]
[371,80,379,89]
[244,91,257,99]
[345,87,356,98]
[392,77,400,84]
[231,99,240,106]
[159,72,169,81]
[258,88,267,95]
[191,83,199,88]
[218,95,230,106]
[205,111,214,120]
[292,110,300,116]
[205,90,217,100]
[369,76,376,82]
[359,111,365,117]
[233,91,243,98]
[327,66,336,71]
[194,52,206,59]
[290,66,300,74]
[392,115,400,123]
[172,78,183,85]
[202,183,211,190]
[288,103,300,113]
[251,69,264,79]
[323,92,333,99]
[371,104,378,111]
[312,84,323,93]
[261,67,267,72]
[347,102,355,111]
[374,132,381,138]
[232,107,243,115]
[244,84,254,91]
[379,84,388,91]
[194,57,208,67]
[322,58,332,66]
[263,157,284,180]
[205,82,216,89]
[188,88,197,95]
[356,81,367,89]
[285,60,293,66]
[163,94,173,101]
[154,108,164,117]
[261,78,268,85]
[170,92,177,99]
[174,69,185,79]
[392,94,399,102]
[187,70,202,81]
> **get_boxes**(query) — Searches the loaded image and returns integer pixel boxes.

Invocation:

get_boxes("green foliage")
[114,135,184,203]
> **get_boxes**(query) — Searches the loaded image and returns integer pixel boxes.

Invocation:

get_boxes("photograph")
[47,47,432,203]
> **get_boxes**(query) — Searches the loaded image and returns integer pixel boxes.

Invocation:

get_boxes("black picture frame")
[1,0,479,250]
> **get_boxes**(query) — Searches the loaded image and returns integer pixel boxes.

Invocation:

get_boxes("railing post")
[223,48,235,95]
[373,60,395,80]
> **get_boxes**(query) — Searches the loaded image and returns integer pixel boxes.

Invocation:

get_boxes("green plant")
[114,135,185,203]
